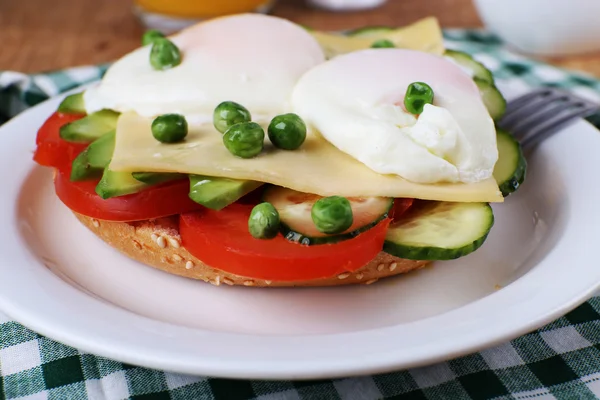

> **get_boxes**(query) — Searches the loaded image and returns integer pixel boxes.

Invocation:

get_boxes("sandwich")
[33,14,526,287]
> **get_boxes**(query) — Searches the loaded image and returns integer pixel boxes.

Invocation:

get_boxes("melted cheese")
[312,17,445,59]
[109,112,503,202]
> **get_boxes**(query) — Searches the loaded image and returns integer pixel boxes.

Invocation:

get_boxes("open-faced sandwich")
[33,14,526,287]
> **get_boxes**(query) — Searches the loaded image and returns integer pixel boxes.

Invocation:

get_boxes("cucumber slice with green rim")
[59,109,120,143]
[347,26,393,38]
[96,169,150,199]
[493,129,527,196]
[189,175,263,210]
[263,186,393,245]
[70,130,115,181]
[444,49,494,84]
[384,201,494,260]
[132,172,186,185]
[475,77,507,120]
[57,92,86,114]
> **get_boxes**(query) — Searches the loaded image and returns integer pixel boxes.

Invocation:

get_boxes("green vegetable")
[248,202,280,240]
[213,101,252,134]
[347,26,393,38]
[493,129,527,196]
[59,110,119,143]
[95,169,150,199]
[150,38,182,70]
[444,49,494,84]
[264,186,392,245]
[383,201,494,260]
[132,172,186,185]
[267,113,307,150]
[58,92,86,114]
[404,82,434,114]
[142,29,165,46]
[223,122,264,158]
[474,77,507,120]
[371,39,395,48]
[188,175,263,210]
[311,196,353,235]
[70,130,115,181]
[151,114,188,143]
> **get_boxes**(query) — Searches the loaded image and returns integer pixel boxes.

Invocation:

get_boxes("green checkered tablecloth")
[2,29,600,400]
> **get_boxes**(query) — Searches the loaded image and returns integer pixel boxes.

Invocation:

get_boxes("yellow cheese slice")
[312,17,445,59]
[110,112,503,203]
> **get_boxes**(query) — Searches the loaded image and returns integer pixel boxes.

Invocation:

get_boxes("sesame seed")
[168,238,180,248]
[265,280,272,285]
[377,263,384,272]
[223,277,234,286]
[172,254,183,262]
[160,256,169,263]
[156,236,166,248]
[337,273,350,280]
[366,278,378,285]
[132,240,142,250]
[213,276,221,286]
[243,280,254,286]
[356,273,364,280]
[91,219,100,228]
[185,261,194,270]
[389,263,397,271]
[151,234,158,242]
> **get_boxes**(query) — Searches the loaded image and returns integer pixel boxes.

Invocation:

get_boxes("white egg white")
[84,14,325,125]
[291,49,498,184]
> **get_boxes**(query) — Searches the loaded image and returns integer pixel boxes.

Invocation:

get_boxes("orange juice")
[135,0,273,19]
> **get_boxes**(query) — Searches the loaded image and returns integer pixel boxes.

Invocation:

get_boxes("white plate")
[1,88,600,380]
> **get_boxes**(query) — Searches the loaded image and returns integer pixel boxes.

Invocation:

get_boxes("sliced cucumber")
[493,129,527,196]
[70,130,115,181]
[264,186,393,245]
[384,201,494,260]
[444,50,493,84]
[475,77,507,120]
[347,26,393,38]
[132,172,186,185]
[59,110,120,143]
[189,175,263,210]
[58,92,86,114]
[96,169,149,199]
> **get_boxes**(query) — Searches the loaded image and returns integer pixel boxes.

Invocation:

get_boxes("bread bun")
[74,212,429,287]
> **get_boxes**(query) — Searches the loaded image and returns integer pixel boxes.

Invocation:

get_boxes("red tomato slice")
[391,198,414,221]
[54,167,203,222]
[180,204,389,281]
[34,112,87,171]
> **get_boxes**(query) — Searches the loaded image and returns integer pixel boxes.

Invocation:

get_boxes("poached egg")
[291,49,498,184]
[84,14,326,125]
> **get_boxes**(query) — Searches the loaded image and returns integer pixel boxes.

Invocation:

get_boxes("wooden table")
[2,0,600,76]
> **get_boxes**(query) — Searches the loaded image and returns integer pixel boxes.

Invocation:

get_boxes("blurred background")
[1,0,600,76]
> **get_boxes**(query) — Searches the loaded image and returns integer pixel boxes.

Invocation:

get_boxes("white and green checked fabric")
[2,30,600,400]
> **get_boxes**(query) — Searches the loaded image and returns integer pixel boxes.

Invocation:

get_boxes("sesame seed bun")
[74,212,429,287]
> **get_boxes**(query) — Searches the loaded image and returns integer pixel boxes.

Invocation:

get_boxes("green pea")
[248,202,280,239]
[151,114,188,143]
[150,38,182,70]
[223,122,264,158]
[311,196,353,235]
[142,29,165,46]
[213,101,252,134]
[268,113,307,150]
[404,82,434,114]
[371,39,395,48]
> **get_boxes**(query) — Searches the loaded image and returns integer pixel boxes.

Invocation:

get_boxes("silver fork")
[497,88,600,148]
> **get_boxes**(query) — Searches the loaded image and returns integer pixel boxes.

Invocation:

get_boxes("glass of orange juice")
[134,0,276,33]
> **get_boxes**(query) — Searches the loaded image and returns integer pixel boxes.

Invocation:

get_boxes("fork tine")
[509,101,577,138]
[500,91,570,128]
[504,88,554,114]
[521,105,599,148]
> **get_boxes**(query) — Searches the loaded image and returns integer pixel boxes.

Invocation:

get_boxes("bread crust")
[74,212,429,287]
